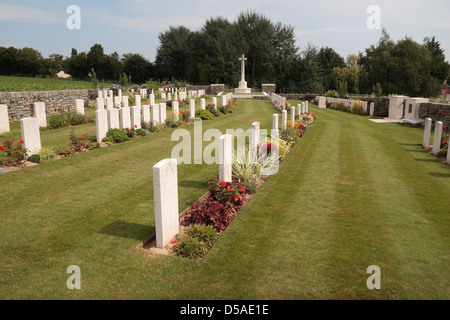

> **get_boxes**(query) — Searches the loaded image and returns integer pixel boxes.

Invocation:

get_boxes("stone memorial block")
[282,110,287,130]
[97,90,103,98]
[363,101,368,114]
[318,96,326,109]
[120,106,131,130]
[423,118,432,148]
[131,106,141,129]
[107,108,120,130]
[118,89,122,98]
[219,134,232,183]
[20,117,41,156]
[161,92,166,102]
[142,105,151,124]
[388,95,408,120]
[167,93,171,101]
[151,104,160,124]
[0,104,10,134]
[75,99,85,115]
[96,109,108,143]
[149,93,155,105]
[153,158,179,249]
[291,107,295,123]
[432,121,443,155]
[33,102,47,128]
[212,97,217,111]
[305,101,309,113]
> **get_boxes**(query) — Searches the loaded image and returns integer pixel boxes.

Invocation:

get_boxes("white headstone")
[161,92,166,102]
[305,101,309,113]
[219,134,232,183]
[142,105,151,124]
[172,101,180,122]
[200,98,206,110]
[151,104,160,125]
[282,110,287,130]
[20,117,41,156]
[113,96,121,108]
[291,107,295,123]
[189,100,196,119]
[106,97,113,110]
[423,118,432,148]
[0,104,10,134]
[149,93,155,105]
[96,97,105,110]
[153,158,179,249]
[250,122,260,155]
[97,90,103,99]
[432,121,443,155]
[122,96,129,109]
[33,102,47,128]
[120,107,131,130]
[273,114,279,132]
[159,103,167,124]
[75,99,85,115]
[96,109,108,142]
[212,97,217,110]
[388,95,408,120]
[131,106,141,129]
[135,95,141,108]
[107,108,120,130]
[369,102,375,116]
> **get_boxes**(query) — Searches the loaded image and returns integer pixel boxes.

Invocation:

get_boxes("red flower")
[0,146,4,151]
[172,238,178,244]
[234,194,241,200]
[20,140,24,144]
[443,141,449,145]
[126,127,130,131]
[238,186,246,193]
[268,142,272,147]
[78,136,82,140]
[220,181,227,186]
[443,126,446,130]
[226,186,231,192]
[135,125,138,128]
[150,121,153,125]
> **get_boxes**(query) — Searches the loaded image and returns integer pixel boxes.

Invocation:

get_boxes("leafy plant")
[195,109,214,120]
[185,224,218,247]
[174,236,208,260]
[1,139,27,161]
[27,154,41,163]
[106,128,130,143]
[182,200,235,232]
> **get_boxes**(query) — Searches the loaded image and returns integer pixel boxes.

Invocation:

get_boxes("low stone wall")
[186,85,211,94]
[210,84,225,94]
[418,102,450,128]
[261,84,276,94]
[0,89,96,121]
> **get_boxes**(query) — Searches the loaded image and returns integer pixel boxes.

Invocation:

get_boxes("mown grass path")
[0,100,448,299]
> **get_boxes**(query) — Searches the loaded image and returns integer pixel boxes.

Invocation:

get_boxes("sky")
[0,0,449,63]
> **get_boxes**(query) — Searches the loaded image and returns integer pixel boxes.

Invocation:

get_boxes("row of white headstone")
[271,93,286,110]
[317,96,375,116]
[423,118,450,163]
[153,119,265,248]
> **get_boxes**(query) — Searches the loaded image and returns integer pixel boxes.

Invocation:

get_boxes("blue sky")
[1,0,449,63]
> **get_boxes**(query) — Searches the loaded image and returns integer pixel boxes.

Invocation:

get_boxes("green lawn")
[0,75,94,92]
[0,100,448,299]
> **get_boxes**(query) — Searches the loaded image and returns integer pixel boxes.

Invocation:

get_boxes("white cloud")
[0,3,61,24]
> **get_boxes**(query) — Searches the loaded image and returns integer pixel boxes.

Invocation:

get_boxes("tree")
[122,53,154,84]
[317,47,345,91]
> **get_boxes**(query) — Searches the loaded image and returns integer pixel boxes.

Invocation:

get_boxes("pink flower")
[172,238,178,244]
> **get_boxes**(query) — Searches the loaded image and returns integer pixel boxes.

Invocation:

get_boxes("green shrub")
[135,128,148,136]
[174,236,208,260]
[241,180,257,195]
[106,128,130,143]
[186,224,218,247]
[27,154,41,163]
[325,90,339,97]
[48,112,86,129]
[351,104,364,115]
[39,147,55,162]
[195,109,214,120]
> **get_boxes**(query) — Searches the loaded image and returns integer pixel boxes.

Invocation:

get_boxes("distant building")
[56,71,71,79]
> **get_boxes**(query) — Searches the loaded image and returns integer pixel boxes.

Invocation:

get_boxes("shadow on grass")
[429,172,450,178]
[414,158,441,163]
[99,220,154,241]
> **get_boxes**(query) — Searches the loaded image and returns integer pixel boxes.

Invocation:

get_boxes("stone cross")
[239,54,247,82]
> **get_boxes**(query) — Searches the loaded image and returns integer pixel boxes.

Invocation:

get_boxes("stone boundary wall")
[0,89,96,121]
[210,84,225,94]
[418,102,450,128]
